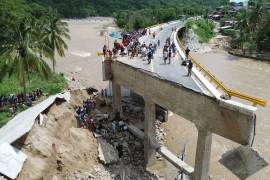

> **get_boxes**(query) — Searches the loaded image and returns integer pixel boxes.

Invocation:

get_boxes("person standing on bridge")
[147,50,153,64]
[168,48,172,64]
[157,40,160,47]
[153,32,156,39]
[171,42,176,57]
[185,47,190,61]
[187,60,193,77]
[103,45,107,57]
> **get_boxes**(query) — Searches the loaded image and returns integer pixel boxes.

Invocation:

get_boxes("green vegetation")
[1,0,231,32]
[186,19,215,43]
[0,111,10,127]
[24,0,229,31]
[114,5,207,32]
[229,2,270,52]
[0,0,69,95]
[0,73,67,127]
[44,8,70,72]
[26,0,229,18]
[0,73,67,96]
[0,1,69,126]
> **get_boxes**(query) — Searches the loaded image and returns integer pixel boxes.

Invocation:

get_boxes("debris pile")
[156,121,166,146]
[13,90,160,180]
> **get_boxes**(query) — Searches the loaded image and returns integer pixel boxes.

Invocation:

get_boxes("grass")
[0,111,10,127]
[186,19,215,43]
[0,104,28,127]
[0,73,67,127]
[0,73,67,96]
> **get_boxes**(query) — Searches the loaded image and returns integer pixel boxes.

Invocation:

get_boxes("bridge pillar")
[144,99,156,167]
[112,81,122,115]
[194,127,212,180]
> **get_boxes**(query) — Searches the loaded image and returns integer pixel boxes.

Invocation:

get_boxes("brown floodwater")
[154,49,270,180]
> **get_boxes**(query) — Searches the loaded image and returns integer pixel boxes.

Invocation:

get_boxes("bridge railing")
[176,30,267,107]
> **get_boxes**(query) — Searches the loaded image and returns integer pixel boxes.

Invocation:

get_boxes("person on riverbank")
[185,47,190,61]
[187,60,193,76]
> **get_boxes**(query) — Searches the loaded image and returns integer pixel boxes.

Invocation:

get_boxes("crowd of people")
[75,98,97,129]
[102,27,194,75]
[0,89,43,114]
[75,90,129,140]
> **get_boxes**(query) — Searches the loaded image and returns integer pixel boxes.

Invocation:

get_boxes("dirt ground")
[17,90,100,180]
[16,90,160,180]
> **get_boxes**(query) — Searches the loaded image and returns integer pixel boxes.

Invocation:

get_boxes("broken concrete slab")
[0,92,70,145]
[0,143,27,179]
[219,146,268,179]
[98,138,119,165]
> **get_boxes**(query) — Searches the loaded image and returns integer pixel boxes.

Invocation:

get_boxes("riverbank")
[228,49,270,62]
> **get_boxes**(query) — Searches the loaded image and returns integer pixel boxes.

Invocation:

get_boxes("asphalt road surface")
[117,21,203,93]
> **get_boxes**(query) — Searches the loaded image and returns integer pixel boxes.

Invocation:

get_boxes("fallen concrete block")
[219,145,268,179]
[98,139,119,164]
[0,143,27,179]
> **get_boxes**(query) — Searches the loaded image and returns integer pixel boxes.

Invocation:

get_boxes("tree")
[233,2,270,52]
[0,0,31,44]
[133,15,145,30]
[0,18,52,95]
[44,8,70,72]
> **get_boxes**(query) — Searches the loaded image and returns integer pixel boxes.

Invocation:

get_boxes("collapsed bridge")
[102,21,266,179]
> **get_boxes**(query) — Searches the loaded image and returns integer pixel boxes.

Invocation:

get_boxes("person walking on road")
[168,48,172,64]
[157,40,160,47]
[147,50,153,64]
[187,60,193,76]
[163,50,168,64]
[171,42,176,57]
[185,47,190,61]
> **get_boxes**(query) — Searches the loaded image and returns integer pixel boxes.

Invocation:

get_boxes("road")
[117,21,203,93]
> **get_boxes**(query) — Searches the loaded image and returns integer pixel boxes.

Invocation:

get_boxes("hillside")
[26,0,229,18]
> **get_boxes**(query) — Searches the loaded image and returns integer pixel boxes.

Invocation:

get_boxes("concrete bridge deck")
[117,21,203,93]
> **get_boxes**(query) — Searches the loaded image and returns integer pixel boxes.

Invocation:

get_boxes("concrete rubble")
[98,138,119,164]
[4,89,164,180]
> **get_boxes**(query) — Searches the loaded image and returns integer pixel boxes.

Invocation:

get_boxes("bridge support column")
[112,81,122,114]
[194,127,212,180]
[144,100,156,167]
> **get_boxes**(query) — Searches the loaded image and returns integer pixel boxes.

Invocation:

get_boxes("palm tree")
[0,18,52,95]
[44,8,70,72]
